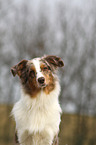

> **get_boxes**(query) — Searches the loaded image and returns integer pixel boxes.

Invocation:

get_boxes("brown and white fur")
[11,55,64,145]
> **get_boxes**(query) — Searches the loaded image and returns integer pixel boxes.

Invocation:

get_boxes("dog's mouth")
[38,83,46,88]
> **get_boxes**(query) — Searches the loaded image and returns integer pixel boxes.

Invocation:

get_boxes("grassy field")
[0,105,96,145]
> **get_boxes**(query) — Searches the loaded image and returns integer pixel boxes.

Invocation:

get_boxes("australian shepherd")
[11,55,64,145]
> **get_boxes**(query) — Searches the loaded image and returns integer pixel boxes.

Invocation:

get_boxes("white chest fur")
[12,81,62,145]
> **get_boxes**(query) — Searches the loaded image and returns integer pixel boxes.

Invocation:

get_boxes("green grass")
[0,105,96,145]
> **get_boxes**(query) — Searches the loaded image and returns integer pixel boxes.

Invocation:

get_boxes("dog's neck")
[20,80,61,111]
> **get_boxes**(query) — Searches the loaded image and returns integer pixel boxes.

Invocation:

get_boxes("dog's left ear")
[43,55,64,68]
[11,60,28,77]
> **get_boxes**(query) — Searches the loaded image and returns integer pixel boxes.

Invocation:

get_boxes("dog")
[11,55,64,145]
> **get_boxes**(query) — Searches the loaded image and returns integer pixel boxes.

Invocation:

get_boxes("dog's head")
[11,55,64,96]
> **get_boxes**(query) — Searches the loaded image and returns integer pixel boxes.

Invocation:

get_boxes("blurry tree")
[56,1,96,115]
[0,0,96,112]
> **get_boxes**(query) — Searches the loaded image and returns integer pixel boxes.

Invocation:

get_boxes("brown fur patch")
[22,63,41,98]
[11,60,41,98]
[43,73,55,94]
[11,60,28,77]
[40,63,55,94]
[43,55,64,69]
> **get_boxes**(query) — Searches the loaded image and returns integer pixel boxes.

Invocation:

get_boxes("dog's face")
[11,55,64,97]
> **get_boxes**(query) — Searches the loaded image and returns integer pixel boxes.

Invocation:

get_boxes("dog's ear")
[43,55,64,69]
[11,60,28,77]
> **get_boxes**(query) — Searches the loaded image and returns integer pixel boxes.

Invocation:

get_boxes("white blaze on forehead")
[32,58,44,79]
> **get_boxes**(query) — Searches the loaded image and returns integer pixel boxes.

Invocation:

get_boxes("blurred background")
[0,0,96,145]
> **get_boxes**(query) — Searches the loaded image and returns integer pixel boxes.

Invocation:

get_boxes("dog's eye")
[43,67,48,71]
[29,70,35,78]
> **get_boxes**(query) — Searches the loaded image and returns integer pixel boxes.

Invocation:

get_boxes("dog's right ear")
[43,55,64,69]
[11,60,28,77]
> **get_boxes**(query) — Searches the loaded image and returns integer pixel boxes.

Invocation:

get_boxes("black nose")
[38,77,45,84]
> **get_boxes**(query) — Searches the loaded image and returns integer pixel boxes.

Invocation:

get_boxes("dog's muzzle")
[38,77,46,87]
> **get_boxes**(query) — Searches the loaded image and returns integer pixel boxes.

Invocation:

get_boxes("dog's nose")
[38,77,45,84]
